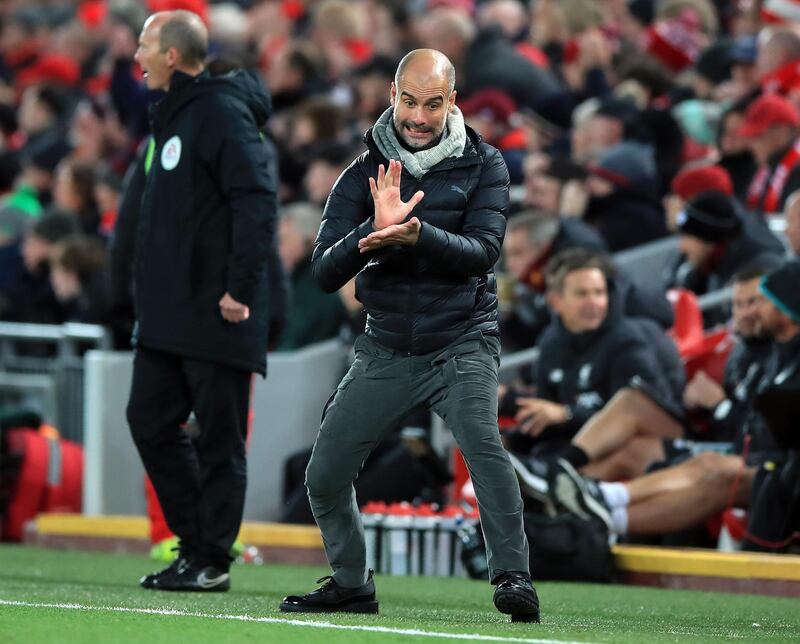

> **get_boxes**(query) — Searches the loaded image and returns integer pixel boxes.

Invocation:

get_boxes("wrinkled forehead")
[396,62,450,98]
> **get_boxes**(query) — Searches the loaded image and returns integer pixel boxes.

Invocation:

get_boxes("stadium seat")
[667,288,705,355]
[682,328,734,384]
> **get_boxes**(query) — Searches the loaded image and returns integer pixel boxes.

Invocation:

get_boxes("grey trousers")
[305,332,530,587]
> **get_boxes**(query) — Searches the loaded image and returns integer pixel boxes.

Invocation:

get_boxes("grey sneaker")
[550,459,613,532]
[507,452,550,503]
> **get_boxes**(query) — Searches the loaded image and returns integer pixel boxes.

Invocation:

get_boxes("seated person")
[48,234,112,327]
[672,190,785,298]
[0,212,78,325]
[500,213,671,351]
[502,248,677,457]
[513,263,781,483]
[543,262,800,548]
[274,202,348,350]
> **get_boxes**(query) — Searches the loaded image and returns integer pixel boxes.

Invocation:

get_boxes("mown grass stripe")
[0,599,593,644]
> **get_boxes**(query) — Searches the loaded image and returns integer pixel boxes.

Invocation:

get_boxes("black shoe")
[550,458,613,532]
[279,570,379,613]
[493,572,540,623]
[507,452,552,506]
[141,558,230,592]
[140,555,191,589]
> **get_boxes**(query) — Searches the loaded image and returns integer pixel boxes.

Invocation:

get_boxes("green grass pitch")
[0,545,798,643]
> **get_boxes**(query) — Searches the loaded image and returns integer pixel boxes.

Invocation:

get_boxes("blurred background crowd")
[1,0,800,549]
[0,0,798,352]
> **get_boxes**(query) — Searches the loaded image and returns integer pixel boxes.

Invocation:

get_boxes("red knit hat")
[460,89,517,126]
[643,9,705,73]
[671,165,733,200]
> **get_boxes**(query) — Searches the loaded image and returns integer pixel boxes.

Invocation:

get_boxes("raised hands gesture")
[368,160,424,230]
[360,160,425,253]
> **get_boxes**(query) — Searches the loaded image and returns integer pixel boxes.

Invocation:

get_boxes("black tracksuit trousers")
[126,347,251,570]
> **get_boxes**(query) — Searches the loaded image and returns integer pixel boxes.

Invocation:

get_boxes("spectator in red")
[740,93,800,215]
[460,88,526,183]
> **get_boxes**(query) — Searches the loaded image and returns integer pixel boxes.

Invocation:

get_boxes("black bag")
[743,451,800,553]
[524,511,615,582]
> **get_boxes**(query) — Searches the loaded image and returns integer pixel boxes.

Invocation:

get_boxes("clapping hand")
[359,160,424,253]
[369,160,424,230]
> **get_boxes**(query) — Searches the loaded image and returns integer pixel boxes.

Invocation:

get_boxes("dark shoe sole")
[141,580,230,592]
[494,591,540,623]
[156,584,230,592]
[279,600,379,614]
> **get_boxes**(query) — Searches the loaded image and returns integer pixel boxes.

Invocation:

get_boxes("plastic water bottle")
[437,505,464,576]
[412,504,439,576]
[384,502,414,575]
[361,501,387,573]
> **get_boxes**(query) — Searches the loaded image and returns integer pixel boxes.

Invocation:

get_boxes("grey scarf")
[371,106,467,179]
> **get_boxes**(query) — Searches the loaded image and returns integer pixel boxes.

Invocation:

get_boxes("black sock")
[559,444,589,469]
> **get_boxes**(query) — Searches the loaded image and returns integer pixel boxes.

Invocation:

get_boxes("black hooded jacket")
[584,182,668,253]
[134,70,278,375]
[311,124,507,355]
[534,300,674,436]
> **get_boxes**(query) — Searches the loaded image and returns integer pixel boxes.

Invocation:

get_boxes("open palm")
[369,159,424,230]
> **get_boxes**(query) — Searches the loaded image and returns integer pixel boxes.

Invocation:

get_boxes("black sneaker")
[550,458,613,532]
[279,570,379,613]
[493,572,540,623]
[140,555,191,589]
[141,558,230,592]
[507,453,552,505]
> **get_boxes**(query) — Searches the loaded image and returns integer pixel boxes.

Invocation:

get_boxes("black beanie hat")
[676,190,742,243]
[761,261,800,324]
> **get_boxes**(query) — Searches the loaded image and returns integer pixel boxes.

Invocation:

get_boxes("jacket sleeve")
[211,103,277,306]
[414,145,508,276]
[109,140,147,311]
[608,336,665,394]
[311,160,375,293]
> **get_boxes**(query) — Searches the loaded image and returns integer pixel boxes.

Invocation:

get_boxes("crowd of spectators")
[0,0,798,549]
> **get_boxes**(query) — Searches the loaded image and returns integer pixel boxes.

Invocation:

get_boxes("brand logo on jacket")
[576,391,603,409]
[161,136,182,171]
[578,363,593,388]
[549,369,564,383]
[450,185,468,198]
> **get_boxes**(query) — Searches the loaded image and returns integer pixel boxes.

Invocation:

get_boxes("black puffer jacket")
[135,70,277,375]
[312,125,507,354]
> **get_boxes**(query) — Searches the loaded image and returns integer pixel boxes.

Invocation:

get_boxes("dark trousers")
[305,333,530,587]
[126,347,251,570]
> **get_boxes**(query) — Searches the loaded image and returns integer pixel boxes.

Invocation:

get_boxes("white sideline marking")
[0,599,594,644]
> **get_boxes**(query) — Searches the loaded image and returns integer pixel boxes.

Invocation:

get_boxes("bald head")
[159,10,208,67]
[390,49,457,150]
[395,49,455,95]
[136,10,207,91]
